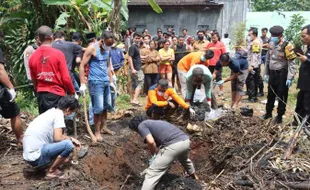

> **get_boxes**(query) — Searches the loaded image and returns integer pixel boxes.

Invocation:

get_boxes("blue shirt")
[88,43,109,81]
[216,58,248,74]
[110,47,124,70]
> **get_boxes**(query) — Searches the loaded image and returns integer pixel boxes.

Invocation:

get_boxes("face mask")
[200,55,206,62]
[157,91,164,96]
[271,37,279,44]
[102,43,111,51]
[198,35,204,41]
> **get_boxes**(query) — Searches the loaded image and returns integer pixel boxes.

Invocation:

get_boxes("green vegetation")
[116,94,132,110]
[252,0,310,11]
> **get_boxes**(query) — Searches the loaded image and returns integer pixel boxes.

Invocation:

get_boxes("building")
[127,0,248,37]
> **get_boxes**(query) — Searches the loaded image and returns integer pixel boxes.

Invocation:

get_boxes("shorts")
[159,64,172,74]
[231,69,248,95]
[37,92,62,114]
[130,69,144,90]
[208,66,222,82]
[0,88,20,118]
[88,80,112,114]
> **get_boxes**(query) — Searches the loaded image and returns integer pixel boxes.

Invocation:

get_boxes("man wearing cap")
[193,30,209,52]
[185,65,212,107]
[262,25,296,124]
[177,50,214,99]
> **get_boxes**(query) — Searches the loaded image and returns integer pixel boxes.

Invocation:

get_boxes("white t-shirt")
[23,108,66,161]
[222,38,231,53]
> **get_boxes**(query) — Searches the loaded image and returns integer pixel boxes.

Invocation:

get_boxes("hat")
[269,25,284,36]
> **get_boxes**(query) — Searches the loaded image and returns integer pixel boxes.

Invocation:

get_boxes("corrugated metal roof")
[128,0,222,6]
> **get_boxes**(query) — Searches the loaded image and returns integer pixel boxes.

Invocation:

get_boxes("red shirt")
[29,46,75,96]
[206,41,226,66]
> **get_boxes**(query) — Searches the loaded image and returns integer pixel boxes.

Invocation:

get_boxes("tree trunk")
[109,0,121,40]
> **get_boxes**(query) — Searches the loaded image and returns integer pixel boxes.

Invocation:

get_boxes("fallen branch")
[120,170,133,190]
[236,179,310,190]
[83,96,97,144]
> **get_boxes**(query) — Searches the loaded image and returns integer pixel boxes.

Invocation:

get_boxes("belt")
[269,69,287,75]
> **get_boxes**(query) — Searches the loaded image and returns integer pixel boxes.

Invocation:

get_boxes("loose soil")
[0,79,307,190]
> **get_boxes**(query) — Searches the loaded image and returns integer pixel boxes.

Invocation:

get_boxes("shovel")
[83,95,97,144]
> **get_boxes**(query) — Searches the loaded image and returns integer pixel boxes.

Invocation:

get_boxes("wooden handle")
[83,95,97,144]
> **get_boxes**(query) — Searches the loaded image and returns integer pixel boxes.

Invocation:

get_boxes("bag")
[240,106,253,117]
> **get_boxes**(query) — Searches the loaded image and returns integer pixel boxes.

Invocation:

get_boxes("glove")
[110,82,116,91]
[79,84,87,97]
[74,93,79,100]
[286,79,292,88]
[207,100,211,106]
[7,88,16,102]
[189,107,196,118]
[264,75,269,83]
[217,80,224,85]
[148,154,156,166]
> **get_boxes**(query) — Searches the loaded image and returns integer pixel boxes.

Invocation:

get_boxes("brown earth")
[0,82,308,190]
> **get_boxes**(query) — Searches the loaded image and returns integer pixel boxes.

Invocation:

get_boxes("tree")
[252,0,310,12]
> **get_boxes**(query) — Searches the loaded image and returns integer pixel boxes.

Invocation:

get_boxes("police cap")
[269,25,284,36]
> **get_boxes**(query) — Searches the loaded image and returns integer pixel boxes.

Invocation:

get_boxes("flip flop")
[131,102,142,107]
[78,147,88,159]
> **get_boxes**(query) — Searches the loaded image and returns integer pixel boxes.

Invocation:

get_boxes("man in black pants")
[245,28,262,102]
[262,25,296,124]
[294,25,310,125]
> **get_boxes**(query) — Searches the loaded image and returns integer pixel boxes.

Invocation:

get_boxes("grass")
[15,90,38,116]
[116,94,132,110]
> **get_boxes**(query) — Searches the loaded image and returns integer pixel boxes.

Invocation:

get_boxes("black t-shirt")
[216,58,248,74]
[174,44,188,66]
[52,40,82,71]
[128,44,142,71]
[0,48,5,65]
[138,120,188,147]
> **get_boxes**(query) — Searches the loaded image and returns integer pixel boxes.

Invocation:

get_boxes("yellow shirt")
[159,48,174,65]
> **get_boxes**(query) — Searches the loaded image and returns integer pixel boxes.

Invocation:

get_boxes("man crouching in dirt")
[129,115,198,190]
[23,96,81,179]
[185,65,212,107]
[145,79,195,119]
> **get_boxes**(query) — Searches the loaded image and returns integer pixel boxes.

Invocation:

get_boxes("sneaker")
[218,91,224,96]
[273,115,283,124]
[261,113,272,120]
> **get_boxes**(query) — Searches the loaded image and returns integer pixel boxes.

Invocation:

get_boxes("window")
[164,25,174,29]
[135,24,146,29]
[198,25,209,30]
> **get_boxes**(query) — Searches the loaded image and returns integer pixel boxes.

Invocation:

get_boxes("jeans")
[28,140,74,168]
[89,102,94,125]
[88,80,112,114]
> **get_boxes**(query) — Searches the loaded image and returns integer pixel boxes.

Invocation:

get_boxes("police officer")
[262,25,296,124]
[293,24,310,125]
[245,27,262,102]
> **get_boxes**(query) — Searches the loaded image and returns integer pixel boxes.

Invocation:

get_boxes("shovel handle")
[83,95,97,144]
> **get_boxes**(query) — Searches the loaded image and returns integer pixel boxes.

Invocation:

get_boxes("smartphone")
[294,46,304,55]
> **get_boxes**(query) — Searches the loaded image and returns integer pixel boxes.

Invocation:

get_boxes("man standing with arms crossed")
[79,31,115,141]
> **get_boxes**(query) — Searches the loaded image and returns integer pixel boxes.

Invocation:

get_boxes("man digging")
[129,115,198,190]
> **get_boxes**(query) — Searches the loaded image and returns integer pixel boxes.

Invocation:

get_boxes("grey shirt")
[138,120,188,147]
[264,41,296,80]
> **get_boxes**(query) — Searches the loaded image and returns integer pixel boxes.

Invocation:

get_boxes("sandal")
[131,102,142,107]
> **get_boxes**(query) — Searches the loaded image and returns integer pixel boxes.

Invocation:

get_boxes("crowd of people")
[0,23,309,189]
